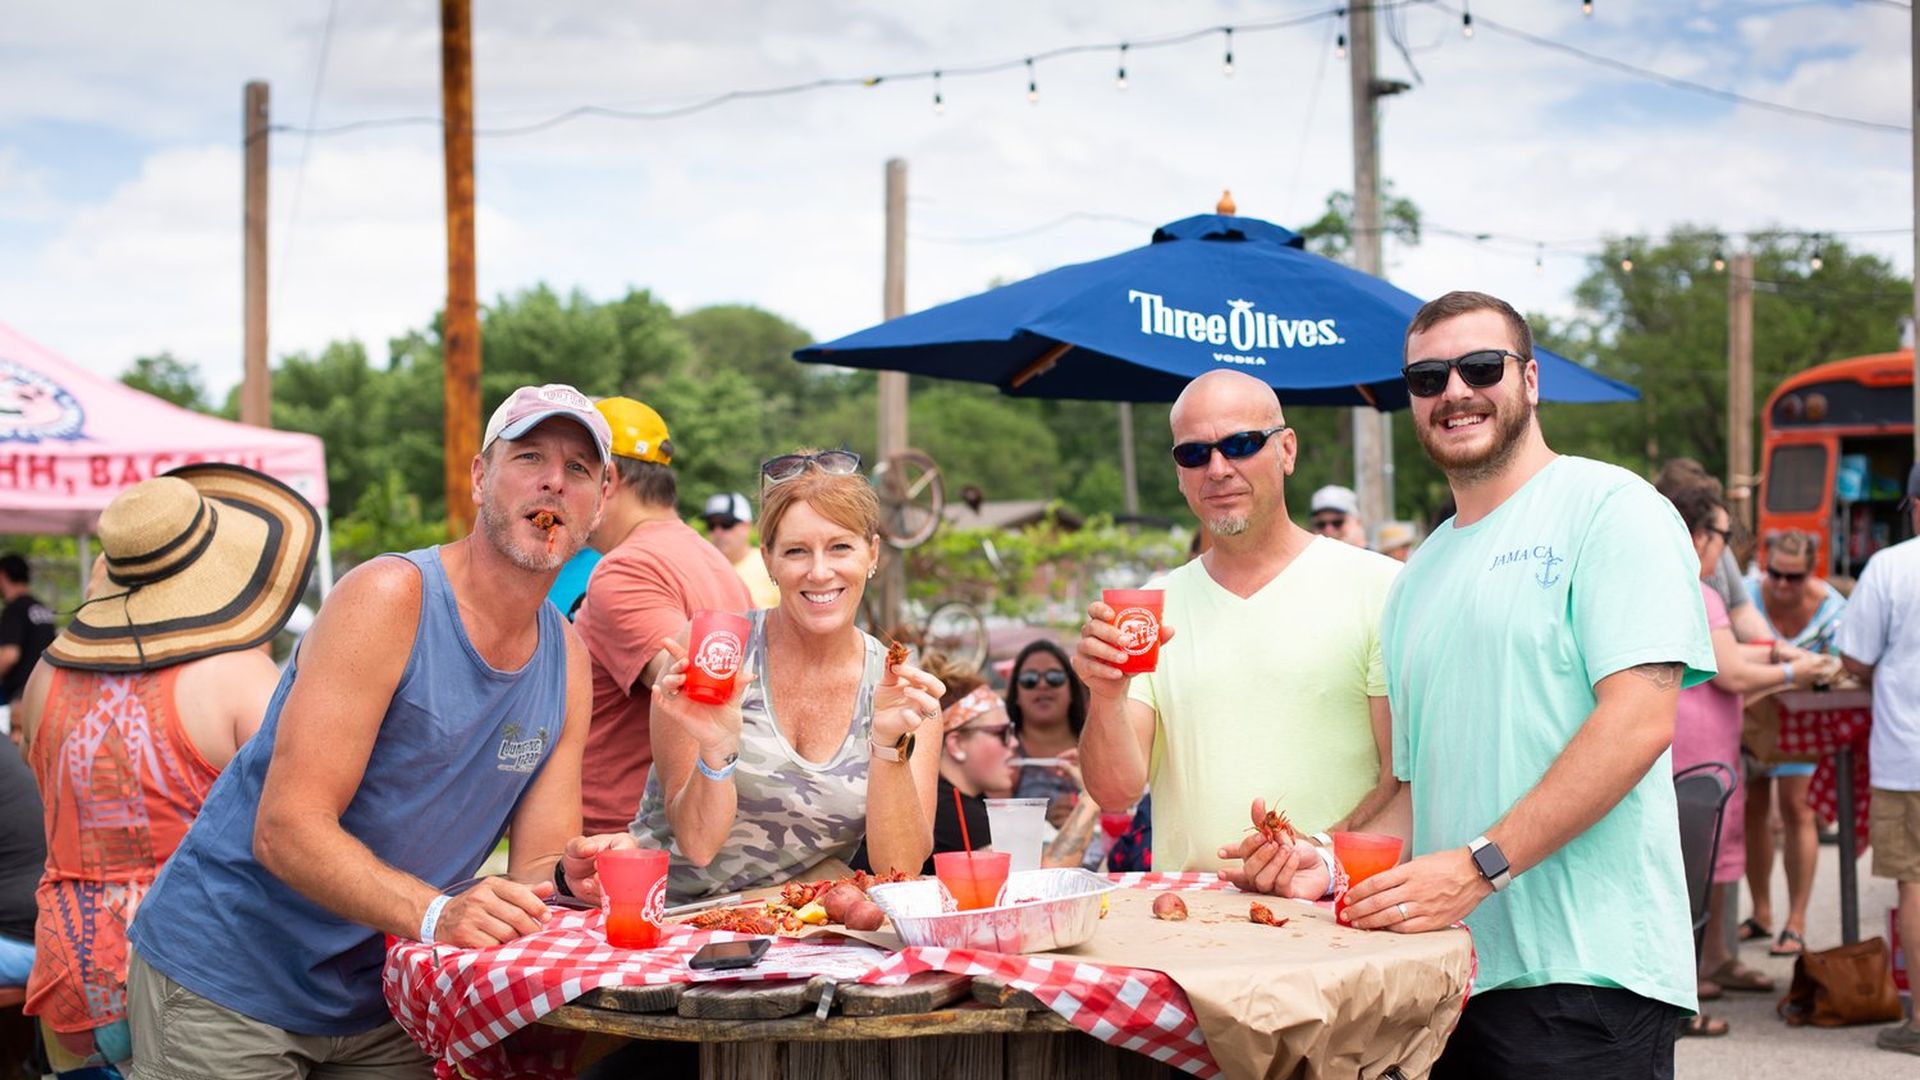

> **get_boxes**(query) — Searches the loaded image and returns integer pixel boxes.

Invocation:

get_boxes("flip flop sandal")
[1771,929,1807,957]
[1737,918,1772,943]
[1711,961,1776,993]
[1697,977,1724,1001]
[1681,1013,1730,1038]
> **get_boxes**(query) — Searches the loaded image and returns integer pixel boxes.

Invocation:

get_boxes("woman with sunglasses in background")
[1739,529,1849,959]
[635,449,945,903]
[1004,640,1087,829]
[1659,479,1839,1034]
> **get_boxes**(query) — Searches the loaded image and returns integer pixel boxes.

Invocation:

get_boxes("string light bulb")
[1620,254,1634,273]
[1582,0,1593,14]
[932,70,944,115]
[1462,10,1474,38]
[1222,28,1235,75]
[1336,32,1348,60]
[1534,243,1544,274]
[1809,246,1825,272]
[1116,44,1129,90]
[1711,250,1726,273]
[1026,58,1038,104]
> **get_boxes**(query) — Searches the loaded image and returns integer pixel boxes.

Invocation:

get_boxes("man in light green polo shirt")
[1264,291,1715,1079]
[1073,369,1402,872]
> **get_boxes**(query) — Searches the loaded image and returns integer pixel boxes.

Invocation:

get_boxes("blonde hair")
[920,653,987,710]
[758,450,881,550]
[1762,529,1816,566]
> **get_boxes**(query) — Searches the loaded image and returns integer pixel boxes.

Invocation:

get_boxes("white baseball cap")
[1310,485,1360,517]
[481,384,612,465]
[702,492,753,525]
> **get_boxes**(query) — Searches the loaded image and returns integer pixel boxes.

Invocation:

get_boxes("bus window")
[1764,445,1827,513]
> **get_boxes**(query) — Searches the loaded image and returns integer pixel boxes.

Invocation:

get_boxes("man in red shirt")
[574,398,750,835]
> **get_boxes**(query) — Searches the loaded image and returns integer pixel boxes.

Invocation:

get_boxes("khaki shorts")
[126,949,432,1080]
[1870,787,1920,883]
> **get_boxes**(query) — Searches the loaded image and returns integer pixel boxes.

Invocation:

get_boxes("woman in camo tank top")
[631,450,945,903]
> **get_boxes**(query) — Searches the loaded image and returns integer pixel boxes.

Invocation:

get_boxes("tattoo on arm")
[1626,662,1682,691]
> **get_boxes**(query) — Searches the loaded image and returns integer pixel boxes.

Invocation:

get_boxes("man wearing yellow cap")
[574,397,750,835]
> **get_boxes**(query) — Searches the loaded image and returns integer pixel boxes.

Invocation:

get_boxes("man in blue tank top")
[126,385,631,1080]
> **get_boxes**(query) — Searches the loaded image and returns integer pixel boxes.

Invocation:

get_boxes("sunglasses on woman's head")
[1017,669,1069,690]
[1402,350,1524,398]
[761,449,862,485]
[1171,426,1288,469]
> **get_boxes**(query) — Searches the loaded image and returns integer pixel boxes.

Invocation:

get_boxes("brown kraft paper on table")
[1040,889,1473,1080]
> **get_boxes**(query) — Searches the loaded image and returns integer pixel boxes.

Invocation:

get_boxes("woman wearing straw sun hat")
[13,462,318,1075]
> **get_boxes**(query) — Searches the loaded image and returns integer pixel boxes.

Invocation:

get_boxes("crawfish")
[1247,799,1298,848]
[1248,901,1290,928]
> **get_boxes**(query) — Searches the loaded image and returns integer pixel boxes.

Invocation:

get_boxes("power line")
[1428,1,1910,135]
[272,2,1416,140]
[274,0,341,314]
[911,211,1156,244]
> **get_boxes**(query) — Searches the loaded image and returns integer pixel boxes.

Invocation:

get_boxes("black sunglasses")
[704,516,741,530]
[1402,350,1524,398]
[1171,426,1288,469]
[761,449,861,485]
[1703,525,1732,544]
[1766,566,1808,584]
[1311,515,1347,532]
[1017,669,1069,690]
[960,723,1017,746]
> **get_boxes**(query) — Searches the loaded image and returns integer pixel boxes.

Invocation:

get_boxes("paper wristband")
[420,894,453,943]
[696,754,738,782]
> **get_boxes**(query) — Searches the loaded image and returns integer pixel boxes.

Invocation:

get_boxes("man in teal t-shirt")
[1271,292,1715,1079]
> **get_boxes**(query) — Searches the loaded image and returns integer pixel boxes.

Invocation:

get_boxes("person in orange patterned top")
[14,464,316,1075]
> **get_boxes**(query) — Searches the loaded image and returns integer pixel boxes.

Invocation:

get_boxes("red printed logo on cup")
[693,631,744,680]
[1114,607,1159,656]
[643,876,667,924]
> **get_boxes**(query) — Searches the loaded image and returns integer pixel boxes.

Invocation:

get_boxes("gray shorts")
[126,949,432,1080]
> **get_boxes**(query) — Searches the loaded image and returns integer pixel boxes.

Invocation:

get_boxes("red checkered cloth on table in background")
[384,873,1251,1080]
[1776,698,1873,850]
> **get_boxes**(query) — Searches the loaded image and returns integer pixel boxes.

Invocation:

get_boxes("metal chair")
[1674,761,1737,955]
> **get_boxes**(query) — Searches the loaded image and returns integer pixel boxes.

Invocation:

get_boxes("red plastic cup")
[682,610,752,705]
[933,850,1011,911]
[596,848,670,949]
[1330,831,1404,926]
[1101,589,1165,675]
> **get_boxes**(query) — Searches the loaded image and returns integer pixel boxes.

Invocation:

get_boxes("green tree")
[1296,186,1422,264]
[121,352,210,411]
[1550,229,1911,480]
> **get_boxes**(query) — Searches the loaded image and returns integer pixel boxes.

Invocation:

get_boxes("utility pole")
[241,81,271,427]
[1728,252,1755,532]
[440,0,480,538]
[1348,2,1393,534]
[879,158,909,634]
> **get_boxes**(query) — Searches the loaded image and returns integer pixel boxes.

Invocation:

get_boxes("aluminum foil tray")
[866,868,1119,954]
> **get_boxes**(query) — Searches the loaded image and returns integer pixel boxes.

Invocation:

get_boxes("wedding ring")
[1397,902,1411,921]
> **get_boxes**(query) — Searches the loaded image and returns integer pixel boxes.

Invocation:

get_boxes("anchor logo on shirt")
[1535,550,1565,589]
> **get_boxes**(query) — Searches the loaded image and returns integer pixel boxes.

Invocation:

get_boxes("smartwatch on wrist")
[870,731,915,763]
[1468,835,1511,892]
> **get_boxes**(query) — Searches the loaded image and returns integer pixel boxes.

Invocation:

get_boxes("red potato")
[1151,893,1188,921]
[821,882,867,924]
[842,900,886,932]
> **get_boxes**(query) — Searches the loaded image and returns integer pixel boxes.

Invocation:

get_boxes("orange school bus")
[1757,350,1915,580]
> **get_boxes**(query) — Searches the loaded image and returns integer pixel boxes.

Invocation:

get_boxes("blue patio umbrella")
[796,213,1637,410]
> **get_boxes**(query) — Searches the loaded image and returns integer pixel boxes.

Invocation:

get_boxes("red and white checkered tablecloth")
[1776,696,1873,850]
[383,872,1249,1080]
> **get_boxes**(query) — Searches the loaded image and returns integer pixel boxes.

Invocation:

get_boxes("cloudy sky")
[0,0,1909,396]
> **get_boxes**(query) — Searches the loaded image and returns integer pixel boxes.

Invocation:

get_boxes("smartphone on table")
[688,937,771,971]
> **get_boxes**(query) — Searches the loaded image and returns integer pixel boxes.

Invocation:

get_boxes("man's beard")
[477,492,575,572]
[1206,514,1250,537]
[1415,388,1534,486]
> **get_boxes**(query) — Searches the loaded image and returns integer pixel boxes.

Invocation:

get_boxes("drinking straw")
[954,787,973,853]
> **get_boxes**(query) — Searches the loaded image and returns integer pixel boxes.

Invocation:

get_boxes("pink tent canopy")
[0,320,330,534]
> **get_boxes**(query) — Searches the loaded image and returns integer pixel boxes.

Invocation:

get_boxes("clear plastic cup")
[1101,589,1165,675]
[596,848,670,949]
[983,797,1049,872]
[682,610,752,705]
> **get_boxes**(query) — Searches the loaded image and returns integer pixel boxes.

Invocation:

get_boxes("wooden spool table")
[542,971,1184,1079]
